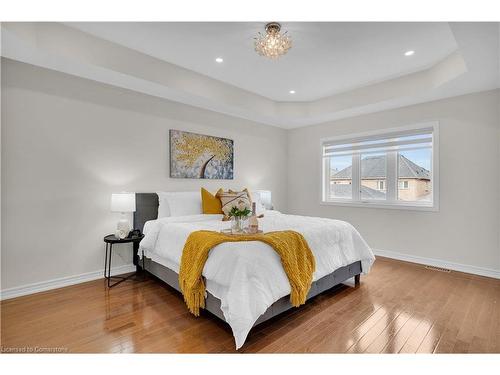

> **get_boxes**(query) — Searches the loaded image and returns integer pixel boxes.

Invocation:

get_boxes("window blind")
[323,128,433,157]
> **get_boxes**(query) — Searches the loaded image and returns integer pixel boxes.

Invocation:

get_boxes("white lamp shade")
[254,190,272,210]
[111,193,136,212]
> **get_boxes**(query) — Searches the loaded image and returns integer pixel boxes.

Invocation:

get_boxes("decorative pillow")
[217,188,252,218]
[157,191,202,217]
[231,189,266,214]
[201,188,223,214]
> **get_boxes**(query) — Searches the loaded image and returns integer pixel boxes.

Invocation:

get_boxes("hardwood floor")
[1,257,499,353]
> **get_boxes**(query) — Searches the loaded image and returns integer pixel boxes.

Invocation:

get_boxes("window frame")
[320,122,439,211]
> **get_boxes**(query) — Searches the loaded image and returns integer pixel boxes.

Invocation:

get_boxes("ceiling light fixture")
[289,90,296,94]
[215,57,224,63]
[254,22,292,60]
[404,50,415,56]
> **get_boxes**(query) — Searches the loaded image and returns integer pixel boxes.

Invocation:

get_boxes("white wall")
[1,58,288,291]
[288,90,500,273]
[2,57,499,296]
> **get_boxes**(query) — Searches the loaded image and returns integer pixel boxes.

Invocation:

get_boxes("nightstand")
[103,234,145,287]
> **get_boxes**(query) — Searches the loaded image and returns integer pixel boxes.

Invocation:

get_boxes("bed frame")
[133,193,362,327]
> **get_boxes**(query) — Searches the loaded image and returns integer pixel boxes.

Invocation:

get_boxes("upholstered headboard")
[134,193,159,233]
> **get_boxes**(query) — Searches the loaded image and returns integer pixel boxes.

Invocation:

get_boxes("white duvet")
[139,211,375,349]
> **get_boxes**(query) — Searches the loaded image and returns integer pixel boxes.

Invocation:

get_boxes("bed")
[135,193,375,349]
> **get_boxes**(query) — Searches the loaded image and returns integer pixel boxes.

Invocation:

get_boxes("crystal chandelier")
[254,22,292,60]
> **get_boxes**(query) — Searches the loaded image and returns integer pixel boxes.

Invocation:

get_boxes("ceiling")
[67,22,459,102]
[1,22,499,128]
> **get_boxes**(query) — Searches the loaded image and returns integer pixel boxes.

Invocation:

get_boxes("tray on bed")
[220,229,263,235]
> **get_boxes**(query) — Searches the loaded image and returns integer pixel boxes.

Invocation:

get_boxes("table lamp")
[111,192,136,239]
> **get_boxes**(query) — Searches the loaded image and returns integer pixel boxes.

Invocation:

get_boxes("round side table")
[103,234,145,287]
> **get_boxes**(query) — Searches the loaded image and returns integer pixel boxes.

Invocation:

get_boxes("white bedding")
[139,211,375,349]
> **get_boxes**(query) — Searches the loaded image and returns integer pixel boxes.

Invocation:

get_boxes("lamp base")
[115,215,131,239]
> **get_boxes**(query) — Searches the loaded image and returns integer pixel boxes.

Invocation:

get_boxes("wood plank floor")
[1,257,499,353]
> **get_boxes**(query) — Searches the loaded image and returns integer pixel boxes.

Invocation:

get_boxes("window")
[321,123,438,210]
[398,149,431,202]
[398,180,409,189]
[326,154,353,199]
[361,153,386,200]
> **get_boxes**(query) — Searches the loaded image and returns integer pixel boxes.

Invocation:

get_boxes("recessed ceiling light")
[404,50,415,56]
[289,90,296,94]
[215,57,224,63]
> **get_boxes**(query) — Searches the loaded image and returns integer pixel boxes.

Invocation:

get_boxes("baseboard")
[373,248,500,279]
[0,264,136,300]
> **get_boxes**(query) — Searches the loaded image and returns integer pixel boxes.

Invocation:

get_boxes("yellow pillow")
[201,188,223,214]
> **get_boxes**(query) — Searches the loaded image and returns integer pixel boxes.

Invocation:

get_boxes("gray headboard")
[134,193,159,233]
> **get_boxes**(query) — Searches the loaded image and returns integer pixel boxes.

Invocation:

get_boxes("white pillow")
[156,191,202,218]
[156,192,171,218]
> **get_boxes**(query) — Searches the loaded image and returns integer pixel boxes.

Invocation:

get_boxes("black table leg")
[133,241,141,272]
[107,243,113,287]
[104,243,108,278]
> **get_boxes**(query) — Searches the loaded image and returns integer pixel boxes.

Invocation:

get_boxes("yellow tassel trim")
[179,230,316,316]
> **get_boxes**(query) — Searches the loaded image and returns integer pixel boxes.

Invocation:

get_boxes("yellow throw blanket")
[179,230,316,316]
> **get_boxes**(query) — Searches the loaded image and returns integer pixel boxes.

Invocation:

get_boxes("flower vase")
[231,216,248,233]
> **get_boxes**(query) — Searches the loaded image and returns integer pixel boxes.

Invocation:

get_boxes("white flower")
[236,199,248,211]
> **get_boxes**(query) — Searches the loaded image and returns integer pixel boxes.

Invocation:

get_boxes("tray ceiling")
[67,22,459,102]
[2,22,499,128]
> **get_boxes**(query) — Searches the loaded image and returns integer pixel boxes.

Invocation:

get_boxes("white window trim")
[319,122,439,212]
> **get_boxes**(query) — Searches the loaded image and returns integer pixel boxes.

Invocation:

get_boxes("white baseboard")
[373,248,500,279]
[0,264,136,300]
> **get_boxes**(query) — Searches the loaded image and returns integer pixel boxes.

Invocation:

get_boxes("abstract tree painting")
[169,130,234,179]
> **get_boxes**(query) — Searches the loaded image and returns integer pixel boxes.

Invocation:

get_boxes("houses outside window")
[322,123,438,210]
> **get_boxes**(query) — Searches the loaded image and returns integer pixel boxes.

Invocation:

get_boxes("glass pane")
[360,153,386,200]
[329,155,353,199]
[398,149,432,202]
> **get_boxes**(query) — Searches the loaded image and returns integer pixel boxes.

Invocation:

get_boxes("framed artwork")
[169,129,234,179]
